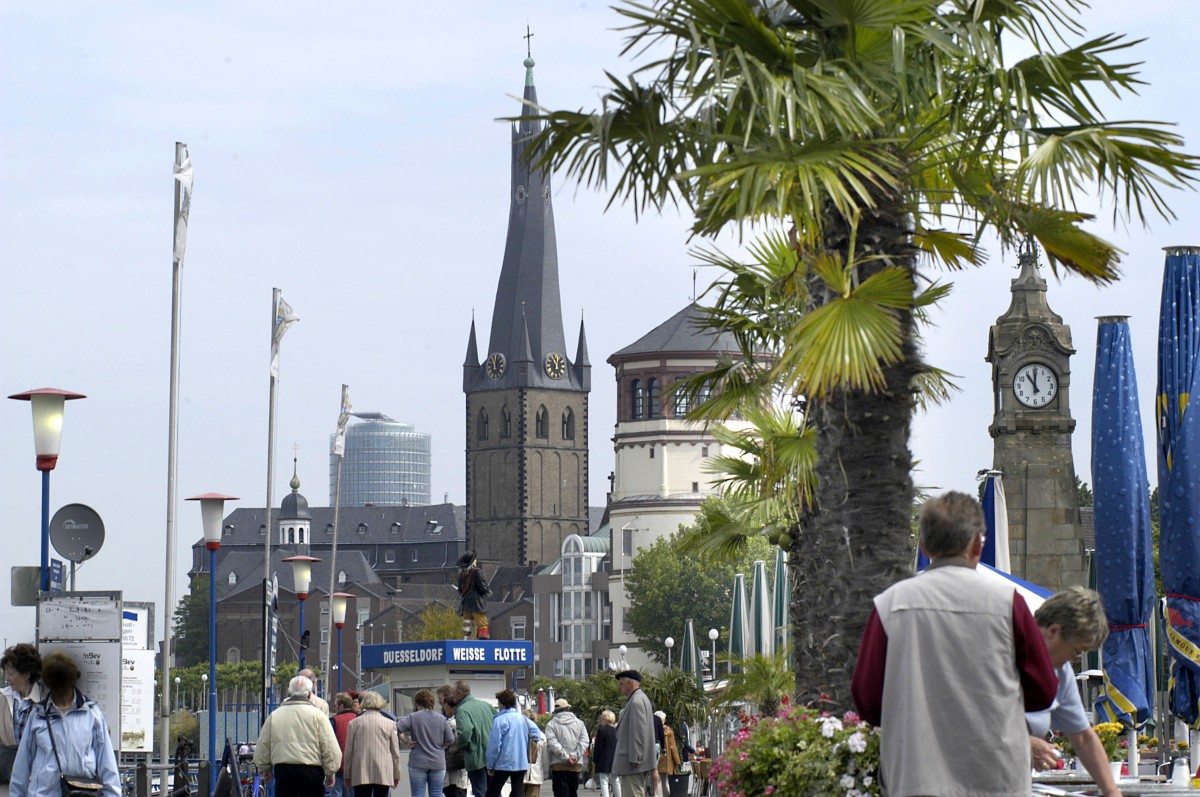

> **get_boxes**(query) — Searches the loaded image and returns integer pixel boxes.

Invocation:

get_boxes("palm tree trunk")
[790,199,918,707]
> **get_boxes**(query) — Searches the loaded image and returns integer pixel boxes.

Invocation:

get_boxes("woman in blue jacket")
[484,690,540,797]
[10,652,120,797]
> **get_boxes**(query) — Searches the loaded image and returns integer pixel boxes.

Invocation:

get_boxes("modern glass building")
[329,413,432,507]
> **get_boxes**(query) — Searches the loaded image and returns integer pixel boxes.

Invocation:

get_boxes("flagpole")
[159,141,188,765]
[325,385,350,695]
[262,288,280,720]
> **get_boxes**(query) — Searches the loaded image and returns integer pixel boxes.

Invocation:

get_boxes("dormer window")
[338,570,347,586]
[259,524,266,536]
[228,572,237,586]
[391,522,402,535]
[223,524,234,537]
[357,523,368,536]
[326,523,334,535]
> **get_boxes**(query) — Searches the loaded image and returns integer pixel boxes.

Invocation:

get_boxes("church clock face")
[544,353,567,379]
[1013,362,1058,408]
[485,352,506,379]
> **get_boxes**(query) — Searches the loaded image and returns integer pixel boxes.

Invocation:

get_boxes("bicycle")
[236,743,265,797]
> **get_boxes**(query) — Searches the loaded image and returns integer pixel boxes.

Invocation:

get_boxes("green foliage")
[531,671,625,737]
[408,603,465,641]
[714,708,881,797]
[1076,477,1094,507]
[172,576,210,668]
[640,668,708,729]
[169,710,199,750]
[626,530,774,665]
[718,649,794,717]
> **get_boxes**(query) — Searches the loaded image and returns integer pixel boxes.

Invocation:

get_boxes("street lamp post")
[188,492,237,784]
[708,628,719,681]
[665,637,674,669]
[9,388,86,593]
[174,676,181,711]
[200,673,208,711]
[282,556,321,671]
[332,593,354,693]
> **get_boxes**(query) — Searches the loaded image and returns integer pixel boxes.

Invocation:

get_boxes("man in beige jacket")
[255,675,342,797]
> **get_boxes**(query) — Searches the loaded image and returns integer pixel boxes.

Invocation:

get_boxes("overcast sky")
[1,1,1197,646]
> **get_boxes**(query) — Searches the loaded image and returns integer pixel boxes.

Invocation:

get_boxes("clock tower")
[987,242,1086,592]
[462,55,590,571]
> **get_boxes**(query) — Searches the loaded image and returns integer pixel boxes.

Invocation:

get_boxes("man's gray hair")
[1035,586,1109,650]
[288,675,314,698]
[918,492,985,558]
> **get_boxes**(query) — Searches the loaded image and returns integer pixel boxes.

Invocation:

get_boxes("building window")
[622,527,633,557]
[357,523,368,535]
[326,523,334,535]
[223,524,234,537]
[287,528,295,544]
[647,378,661,418]
[536,406,549,439]
[338,570,347,585]
[411,549,418,562]
[298,528,305,545]
[692,482,700,493]
[259,524,266,536]
[226,647,240,664]
[391,522,401,535]
[622,607,632,633]
[512,619,527,640]
[673,378,690,416]
[702,446,709,458]
[385,551,395,563]
[562,408,575,440]
[649,446,655,459]
[501,407,512,438]
[228,572,237,586]
[477,408,489,440]
[631,379,644,419]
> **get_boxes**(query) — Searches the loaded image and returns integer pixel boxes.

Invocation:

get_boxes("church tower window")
[647,378,661,418]
[562,408,576,440]
[501,407,512,438]
[631,380,644,419]
[536,406,549,439]
[477,408,489,440]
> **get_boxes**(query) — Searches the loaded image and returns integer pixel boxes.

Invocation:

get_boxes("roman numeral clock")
[985,242,1086,594]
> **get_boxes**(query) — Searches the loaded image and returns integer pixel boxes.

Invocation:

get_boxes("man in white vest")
[851,491,1058,797]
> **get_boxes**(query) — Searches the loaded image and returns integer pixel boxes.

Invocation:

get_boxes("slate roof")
[211,548,385,603]
[203,502,464,549]
[610,303,740,360]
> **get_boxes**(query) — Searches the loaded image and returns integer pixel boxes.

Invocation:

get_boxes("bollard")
[198,760,211,797]
[135,762,151,797]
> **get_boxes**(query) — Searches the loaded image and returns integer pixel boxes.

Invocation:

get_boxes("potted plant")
[1092,722,1127,778]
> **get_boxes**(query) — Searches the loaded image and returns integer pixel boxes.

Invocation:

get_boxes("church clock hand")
[1030,368,1040,394]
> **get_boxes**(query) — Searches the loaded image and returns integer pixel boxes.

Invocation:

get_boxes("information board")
[40,641,122,743]
[38,593,122,641]
[120,649,156,752]
[122,603,154,651]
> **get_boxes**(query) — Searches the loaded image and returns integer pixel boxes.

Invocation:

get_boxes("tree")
[718,649,794,717]
[641,668,709,729]
[1075,477,1094,507]
[172,576,210,668]
[626,529,773,664]
[407,603,464,641]
[531,671,626,735]
[533,0,1197,705]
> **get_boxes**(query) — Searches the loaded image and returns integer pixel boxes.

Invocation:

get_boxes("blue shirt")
[485,709,540,772]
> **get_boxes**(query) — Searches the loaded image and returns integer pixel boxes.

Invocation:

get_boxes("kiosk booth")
[360,640,534,797]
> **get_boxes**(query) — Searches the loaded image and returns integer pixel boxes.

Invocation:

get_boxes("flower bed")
[712,700,881,797]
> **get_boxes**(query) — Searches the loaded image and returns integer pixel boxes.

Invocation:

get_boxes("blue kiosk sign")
[362,640,532,670]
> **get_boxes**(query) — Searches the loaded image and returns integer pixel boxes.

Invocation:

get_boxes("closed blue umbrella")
[980,471,1011,571]
[729,573,749,671]
[772,548,789,658]
[1092,316,1156,727]
[1156,247,1200,726]
[749,560,772,657]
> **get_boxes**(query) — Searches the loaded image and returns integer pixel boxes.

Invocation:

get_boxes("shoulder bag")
[43,701,105,797]
[526,719,539,765]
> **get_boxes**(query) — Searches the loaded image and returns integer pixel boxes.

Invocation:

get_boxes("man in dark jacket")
[457,551,493,639]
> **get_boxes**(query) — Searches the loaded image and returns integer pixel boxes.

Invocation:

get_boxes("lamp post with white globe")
[665,637,674,669]
[708,628,719,681]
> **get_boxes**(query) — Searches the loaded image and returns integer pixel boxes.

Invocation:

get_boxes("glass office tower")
[329,413,432,506]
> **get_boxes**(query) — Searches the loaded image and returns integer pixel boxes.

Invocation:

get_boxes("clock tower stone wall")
[987,244,1086,592]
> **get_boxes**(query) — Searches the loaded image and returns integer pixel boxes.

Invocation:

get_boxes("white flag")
[270,294,299,378]
[172,151,193,266]
[333,384,353,458]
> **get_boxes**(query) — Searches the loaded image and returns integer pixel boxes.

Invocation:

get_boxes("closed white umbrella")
[749,559,772,657]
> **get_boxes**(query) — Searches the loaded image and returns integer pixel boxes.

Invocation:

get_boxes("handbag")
[526,720,539,765]
[43,701,105,797]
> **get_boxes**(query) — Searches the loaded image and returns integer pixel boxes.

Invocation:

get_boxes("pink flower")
[765,787,775,795]
[843,710,861,726]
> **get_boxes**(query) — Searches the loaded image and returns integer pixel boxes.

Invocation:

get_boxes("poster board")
[39,641,122,743]
[120,649,156,752]
[38,593,122,642]
[122,602,154,651]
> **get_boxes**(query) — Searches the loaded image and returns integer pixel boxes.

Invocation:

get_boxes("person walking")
[653,713,680,797]
[298,668,330,717]
[437,686,469,797]
[254,675,342,797]
[592,711,620,797]
[851,491,1057,797]
[545,699,587,797]
[342,691,399,797]
[8,651,120,797]
[452,680,495,797]
[330,693,358,797]
[521,710,546,797]
[1,644,43,784]
[396,689,454,797]
[484,690,540,797]
[612,671,657,797]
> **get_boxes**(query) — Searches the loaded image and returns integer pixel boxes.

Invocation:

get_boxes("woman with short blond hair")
[343,691,400,797]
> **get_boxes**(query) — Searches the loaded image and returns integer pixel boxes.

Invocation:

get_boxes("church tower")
[987,242,1086,592]
[463,55,590,570]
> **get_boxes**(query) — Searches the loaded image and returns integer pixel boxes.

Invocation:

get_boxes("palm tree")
[531,0,1199,705]
[719,649,794,717]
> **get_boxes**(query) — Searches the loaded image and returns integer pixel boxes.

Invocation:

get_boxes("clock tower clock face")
[485,352,506,379]
[1013,362,1058,408]
[544,353,567,379]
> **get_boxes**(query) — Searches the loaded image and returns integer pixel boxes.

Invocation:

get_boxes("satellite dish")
[50,503,105,564]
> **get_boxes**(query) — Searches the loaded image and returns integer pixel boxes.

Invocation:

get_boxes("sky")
[1,1,1198,646]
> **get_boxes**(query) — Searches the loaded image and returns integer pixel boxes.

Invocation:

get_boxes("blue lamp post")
[188,492,236,783]
[282,556,321,671]
[8,388,86,592]
[332,593,354,693]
